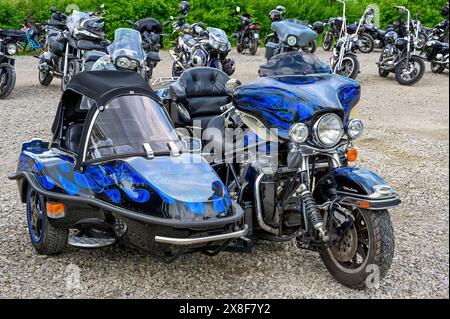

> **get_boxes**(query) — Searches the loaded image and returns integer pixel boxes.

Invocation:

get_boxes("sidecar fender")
[316,167,401,210]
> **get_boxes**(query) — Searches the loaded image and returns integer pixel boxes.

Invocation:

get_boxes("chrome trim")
[154,224,249,246]
[312,113,344,148]
[255,173,279,235]
[82,108,100,163]
[340,195,401,210]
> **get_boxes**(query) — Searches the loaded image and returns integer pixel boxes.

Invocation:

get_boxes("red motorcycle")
[235,7,260,55]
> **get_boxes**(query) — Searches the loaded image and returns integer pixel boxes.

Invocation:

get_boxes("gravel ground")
[0,49,448,299]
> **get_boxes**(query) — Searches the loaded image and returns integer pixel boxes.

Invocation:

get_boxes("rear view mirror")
[225,79,242,94]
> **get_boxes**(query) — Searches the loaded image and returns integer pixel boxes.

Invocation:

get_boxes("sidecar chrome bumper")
[155,224,249,246]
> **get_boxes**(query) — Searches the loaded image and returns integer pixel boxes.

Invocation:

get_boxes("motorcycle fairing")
[271,20,317,46]
[233,74,360,139]
[16,145,233,222]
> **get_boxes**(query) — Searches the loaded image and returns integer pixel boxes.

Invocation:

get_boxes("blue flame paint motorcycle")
[165,52,400,288]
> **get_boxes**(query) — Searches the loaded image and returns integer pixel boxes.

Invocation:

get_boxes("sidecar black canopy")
[65,70,158,107]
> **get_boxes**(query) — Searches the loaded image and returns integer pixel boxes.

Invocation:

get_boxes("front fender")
[316,167,401,210]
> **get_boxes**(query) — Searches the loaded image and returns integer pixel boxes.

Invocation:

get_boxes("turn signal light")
[359,201,371,209]
[46,202,65,219]
[347,147,358,162]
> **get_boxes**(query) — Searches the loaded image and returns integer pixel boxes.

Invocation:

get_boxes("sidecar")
[9,71,247,260]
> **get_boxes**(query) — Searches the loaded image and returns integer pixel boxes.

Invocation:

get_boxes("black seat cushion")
[169,67,231,119]
[65,123,84,153]
[85,50,106,63]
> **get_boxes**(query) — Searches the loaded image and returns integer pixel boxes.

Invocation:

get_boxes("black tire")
[378,67,390,77]
[38,69,53,86]
[26,186,68,255]
[431,61,445,74]
[249,39,258,56]
[320,209,395,289]
[334,54,360,79]
[322,33,333,51]
[0,64,16,99]
[395,55,425,85]
[236,43,244,54]
[302,40,317,54]
[358,33,375,54]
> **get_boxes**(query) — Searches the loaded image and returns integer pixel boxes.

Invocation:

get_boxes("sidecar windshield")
[66,10,89,32]
[107,28,145,64]
[84,95,183,162]
[207,27,229,43]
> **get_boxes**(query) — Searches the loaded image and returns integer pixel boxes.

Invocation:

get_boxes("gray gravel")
[0,50,448,299]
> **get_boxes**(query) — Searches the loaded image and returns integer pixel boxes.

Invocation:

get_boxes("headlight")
[289,123,309,143]
[116,57,131,69]
[287,35,297,46]
[346,119,364,139]
[129,59,140,69]
[6,43,17,55]
[212,41,220,49]
[313,113,343,147]
[220,43,228,51]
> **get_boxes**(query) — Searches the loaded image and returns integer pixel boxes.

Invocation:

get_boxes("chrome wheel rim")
[400,60,420,81]
[327,209,371,273]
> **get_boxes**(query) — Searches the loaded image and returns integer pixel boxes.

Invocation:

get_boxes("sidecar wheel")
[26,187,68,255]
[320,209,395,289]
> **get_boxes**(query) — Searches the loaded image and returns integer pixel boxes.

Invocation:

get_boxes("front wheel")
[333,55,360,79]
[302,40,317,54]
[395,55,425,85]
[61,60,77,92]
[0,64,16,99]
[26,186,68,255]
[320,209,395,289]
[322,33,333,51]
[431,61,445,74]
[38,68,53,86]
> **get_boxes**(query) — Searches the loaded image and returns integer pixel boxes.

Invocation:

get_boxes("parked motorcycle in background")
[38,6,109,91]
[377,6,425,85]
[265,6,320,54]
[0,32,17,99]
[424,5,449,43]
[127,18,170,81]
[422,38,449,73]
[170,1,235,77]
[347,8,376,53]
[329,0,361,79]
[234,6,260,56]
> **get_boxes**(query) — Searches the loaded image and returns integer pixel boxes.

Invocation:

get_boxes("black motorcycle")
[424,6,449,43]
[38,7,108,91]
[234,7,260,56]
[377,6,425,85]
[0,29,17,99]
[127,18,170,81]
[422,39,448,73]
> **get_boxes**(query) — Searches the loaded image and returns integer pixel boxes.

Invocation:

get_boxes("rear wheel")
[249,38,258,56]
[358,33,375,53]
[395,55,425,85]
[172,61,183,77]
[0,64,16,99]
[334,55,360,79]
[26,186,68,255]
[320,209,395,289]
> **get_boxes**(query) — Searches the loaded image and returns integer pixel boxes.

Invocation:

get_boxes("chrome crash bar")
[154,224,249,246]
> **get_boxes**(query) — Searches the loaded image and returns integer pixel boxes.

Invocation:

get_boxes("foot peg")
[68,230,116,248]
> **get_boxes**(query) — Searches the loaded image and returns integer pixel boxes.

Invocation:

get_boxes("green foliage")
[1,0,447,42]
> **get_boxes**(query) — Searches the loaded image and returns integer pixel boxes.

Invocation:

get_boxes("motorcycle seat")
[169,67,231,129]
[77,40,107,51]
[435,41,449,49]
[85,50,105,63]
[65,123,84,153]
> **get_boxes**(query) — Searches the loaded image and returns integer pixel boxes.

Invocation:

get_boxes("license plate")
[253,33,259,39]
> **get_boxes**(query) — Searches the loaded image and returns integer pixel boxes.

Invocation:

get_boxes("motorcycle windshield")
[260,52,331,77]
[84,95,184,162]
[107,28,145,64]
[66,11,90,33]
[271,20,317,46]
[207,27,229,43]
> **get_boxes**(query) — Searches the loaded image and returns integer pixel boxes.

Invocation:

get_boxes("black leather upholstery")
[85,50,106,63]
[65,123,84,153]
[169,67,231,122]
